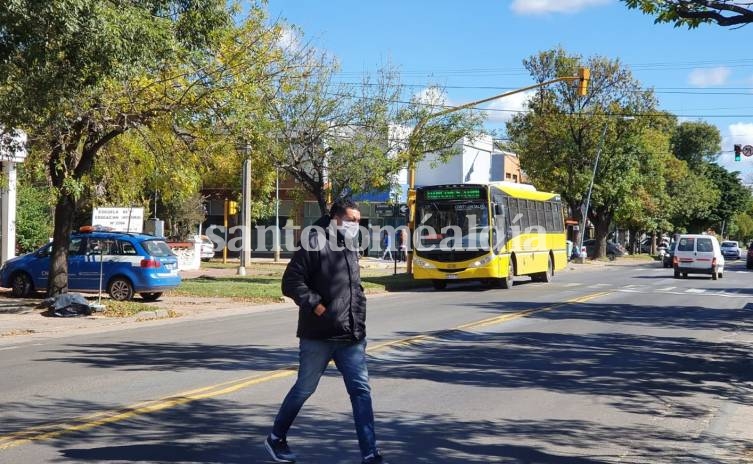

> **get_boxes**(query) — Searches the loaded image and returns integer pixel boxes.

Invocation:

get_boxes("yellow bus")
[412,182,567,289]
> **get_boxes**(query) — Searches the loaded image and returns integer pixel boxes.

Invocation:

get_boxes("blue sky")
[265,0,753,179]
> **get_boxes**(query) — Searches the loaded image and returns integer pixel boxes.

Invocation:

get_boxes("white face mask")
[338,220,360,240]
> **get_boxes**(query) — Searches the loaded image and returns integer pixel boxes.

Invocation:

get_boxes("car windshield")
[721,241,737,248]
[141,239,174,257]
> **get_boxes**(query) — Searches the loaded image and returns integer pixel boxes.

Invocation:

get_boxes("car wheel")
[432,280,447,290]
[501,258,514,289]
[682,272,688,278]
[108,277,134,301]
[140,292,163,302]
[10,272,33,298]
[607,253,616,261]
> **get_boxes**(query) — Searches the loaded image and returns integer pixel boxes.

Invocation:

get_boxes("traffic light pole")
[405,69,590,274]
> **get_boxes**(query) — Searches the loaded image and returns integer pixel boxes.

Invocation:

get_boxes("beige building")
[492,150,527,184]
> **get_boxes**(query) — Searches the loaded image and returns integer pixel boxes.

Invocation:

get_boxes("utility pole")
[238,157,252,275]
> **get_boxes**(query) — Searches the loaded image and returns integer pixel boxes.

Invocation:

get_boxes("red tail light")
[712,257,717,267]
[140,258,161,268]
[672,256,678,265]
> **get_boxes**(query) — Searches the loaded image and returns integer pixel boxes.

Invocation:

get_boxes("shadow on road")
[5,297,752,462]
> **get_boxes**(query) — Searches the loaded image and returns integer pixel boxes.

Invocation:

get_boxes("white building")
[393,133,499,201]
[0,130,27,264]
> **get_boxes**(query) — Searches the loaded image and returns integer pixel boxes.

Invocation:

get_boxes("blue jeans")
[272,337,376,458]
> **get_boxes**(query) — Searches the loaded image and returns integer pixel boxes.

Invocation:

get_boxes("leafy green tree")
[614,114,675,243]
[703,164,752,234]
[664,160,719,232]
[269,46,484,216]
[16,178,53,254]
[506,48,658,259]
[622,1,753,27]
[732,211,753,244]
[0,2,283,296]
[671,121,722,170]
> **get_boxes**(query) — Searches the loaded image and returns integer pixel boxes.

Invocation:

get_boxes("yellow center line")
[0,290,610,451]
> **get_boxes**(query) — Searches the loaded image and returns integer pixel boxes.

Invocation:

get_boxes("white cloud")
[277,25,302,52]
[482,90,534,123]
[511,0,610,15]
[414,87,451,107]
[688,67,731,87]
[718,123,753,182]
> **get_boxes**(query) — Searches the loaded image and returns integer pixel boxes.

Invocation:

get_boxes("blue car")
[0,228,181,301]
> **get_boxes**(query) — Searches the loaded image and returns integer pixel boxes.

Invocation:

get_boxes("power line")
[322,91,753,119]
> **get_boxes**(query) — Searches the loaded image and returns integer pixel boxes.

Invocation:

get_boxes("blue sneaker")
[264,434,296,463]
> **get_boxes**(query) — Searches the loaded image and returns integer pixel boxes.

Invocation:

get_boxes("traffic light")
[578,67,590,97]
[734,144,742,162]
[228,200,238,215]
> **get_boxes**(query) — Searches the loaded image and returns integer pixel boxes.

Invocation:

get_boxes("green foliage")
[506,48,658,257]
[164,193,208,240]
[16,182,53,253]
[269,42,484,215]
[0,1,282,296]
[703,163,752,231]
[621,1,753,28]
[732,212,753,243]
[670,121,721,169]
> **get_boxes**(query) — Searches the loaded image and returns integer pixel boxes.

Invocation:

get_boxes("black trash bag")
[42,293,93,317]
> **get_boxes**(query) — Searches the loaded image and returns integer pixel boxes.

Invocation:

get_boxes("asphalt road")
[2,260,753,463]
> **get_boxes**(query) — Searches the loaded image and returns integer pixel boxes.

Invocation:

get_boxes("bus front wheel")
[432,279,447,290]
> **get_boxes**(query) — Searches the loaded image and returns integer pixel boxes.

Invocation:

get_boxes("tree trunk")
[48,193,76,297]
[316,195,328,217]
[591,207,613,260]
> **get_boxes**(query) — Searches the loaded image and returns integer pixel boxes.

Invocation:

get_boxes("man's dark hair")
[329,198,359,218]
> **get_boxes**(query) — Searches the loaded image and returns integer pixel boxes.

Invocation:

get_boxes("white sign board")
[92,207,144,233]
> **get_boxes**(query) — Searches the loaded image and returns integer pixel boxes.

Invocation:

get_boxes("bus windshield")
[417,201,490,250]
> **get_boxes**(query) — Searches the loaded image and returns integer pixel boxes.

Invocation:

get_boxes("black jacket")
[282,215,367,341]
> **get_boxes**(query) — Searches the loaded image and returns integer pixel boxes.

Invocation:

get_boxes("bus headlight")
[413,257,436,269]
[471,254,494,268]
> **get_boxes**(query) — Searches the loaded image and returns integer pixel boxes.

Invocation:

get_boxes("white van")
[672,234,724,280]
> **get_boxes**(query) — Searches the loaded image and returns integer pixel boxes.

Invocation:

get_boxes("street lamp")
[405,68,591,273]
[577,122,608,260]
[576,116,634,260]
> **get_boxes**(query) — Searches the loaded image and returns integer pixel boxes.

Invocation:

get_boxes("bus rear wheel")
[533,256,553,283]
[501,259,514,289]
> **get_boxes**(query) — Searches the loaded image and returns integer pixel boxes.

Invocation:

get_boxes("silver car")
[720,240,741,260]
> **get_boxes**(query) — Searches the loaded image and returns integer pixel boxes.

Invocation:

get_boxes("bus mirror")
[494,204,503,215]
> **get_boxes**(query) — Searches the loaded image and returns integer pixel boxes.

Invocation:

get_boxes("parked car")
[672,234,724,280]
[0,227,181,301]
[582,239,626,261]
[662,242,675,268]
[199,235,215,261]
[720,240,742,260]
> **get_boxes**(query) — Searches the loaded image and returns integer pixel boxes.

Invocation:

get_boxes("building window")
[506,173,512,179]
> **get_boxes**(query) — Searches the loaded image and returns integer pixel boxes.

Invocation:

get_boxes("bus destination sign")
[424,188,483,201]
